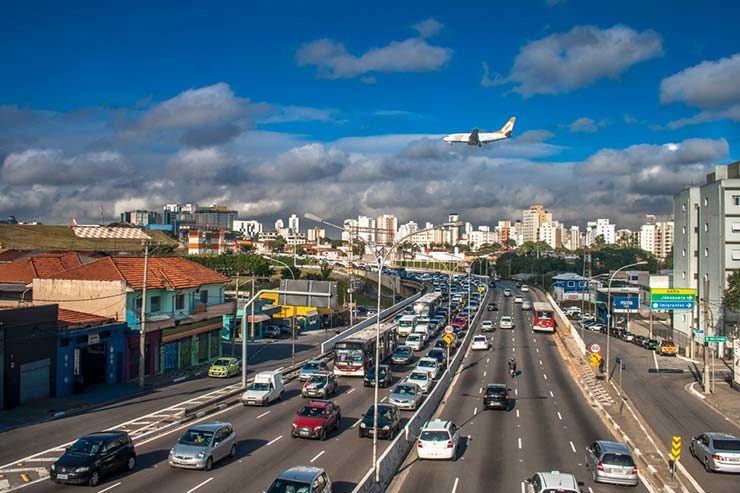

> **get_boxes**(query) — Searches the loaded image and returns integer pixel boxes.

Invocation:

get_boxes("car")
[358,403,401,440]
[405,333,425,351]
[657,340,679,356]
[690,432,740,473]
[483,383,510,410]
[515,281,523,288]
[262,325,282,339]
[391,345,415,365]
[471,335,490,351]
[426,348,447,367]
[585,323,604,332]
[435,338,458,351]
[302,372,337,398]
[208,357,240,378]
[645,339,659,350]
[632,335,647,347]
[503,289,512,297]
[481,320,495,332]
[241,370,285,406]
[50,431,136,486]
[521,301,532,311]
[406,370,432,393]
[388,382,423,410]
[499,316,514,329]
[513,296,524,304]
[521,285,530,292]
[620,331,636,342]
[416,357,442,379]
[416,419,460,461]
[168,422,236,471]
[364,365,393,388]
[291,400,341,440]
[487,302,498,311]
[585,440,639,486]
[265,466,332,493]
[524,471,580,493]
[299,360,330,381]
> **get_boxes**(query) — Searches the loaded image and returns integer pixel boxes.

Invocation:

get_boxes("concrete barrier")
[544,292,586,355]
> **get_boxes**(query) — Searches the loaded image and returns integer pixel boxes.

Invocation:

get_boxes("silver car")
[266,466,331,493]
[585,440,638,486]
[690,432,740,473]
[169,422,236,471]
[387,382,423,410]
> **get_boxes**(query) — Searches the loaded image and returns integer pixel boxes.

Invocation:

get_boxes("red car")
[291,400,342,440]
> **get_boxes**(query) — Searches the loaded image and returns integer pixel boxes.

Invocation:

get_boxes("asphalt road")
[391,282,650,493]
[15,293,487,493]
[582,327,740,492]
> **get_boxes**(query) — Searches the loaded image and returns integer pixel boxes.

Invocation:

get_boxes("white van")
[406,333,424,351]
[413,323,431,343]
[398,315,418,337]
[240,370,284,406]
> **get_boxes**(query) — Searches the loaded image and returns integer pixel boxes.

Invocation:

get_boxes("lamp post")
[265,255,297,365]
[305,213,460,484]
[606,261,647,382]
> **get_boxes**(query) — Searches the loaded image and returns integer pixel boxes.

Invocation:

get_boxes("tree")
[266,236,286,253]
[282,266,301,280]
[320,263,333,280]
[724,271,740,312]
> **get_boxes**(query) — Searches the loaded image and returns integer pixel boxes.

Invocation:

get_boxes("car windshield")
[303,362,320,371]
[419,360,434,368]
[713,439,740,451]
[68,438,104,456]
[486,387,506,396]
[266,479,312,493]
[395,385,416,395]
[213,359,231,366]
[602,453,635,466]
[420,430,450,441]
[366,407,392,420]
[178,429,214,446]
[410,372,427,380]
[308,375,327,384]
[474,336,486,342]
[250,382,270,391]
[298,406,325,417]
[395,347,411,355]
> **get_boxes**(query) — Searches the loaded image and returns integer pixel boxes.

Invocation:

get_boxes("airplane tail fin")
[500,117,516,137]
[72,218,78,226]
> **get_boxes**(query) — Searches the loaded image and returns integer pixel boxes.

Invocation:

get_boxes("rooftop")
[0,252,82,284]
[58,308,115,328]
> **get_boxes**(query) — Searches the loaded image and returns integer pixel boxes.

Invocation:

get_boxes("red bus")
[532,302,555,333]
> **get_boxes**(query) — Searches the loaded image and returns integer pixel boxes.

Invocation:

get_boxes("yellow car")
[208,357,240,378]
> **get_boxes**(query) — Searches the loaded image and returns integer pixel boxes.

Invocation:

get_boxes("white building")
[397,221,419,241]
[306,228,326,242]
[538,221,564,249]
[468,227,497,250]
[357,216,376,243]
[233,220,263,237]
[288,214,300,233]
[585,218,616,246]
[275,219,284,230]
[673,187,700,347]
[567,225,581,250]
[376,214,398,245]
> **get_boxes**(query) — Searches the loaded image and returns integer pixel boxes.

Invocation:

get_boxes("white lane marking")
[549,391,554,398]
[518,437,522,449]
[267,435,283,446]
[557,411,563,420]
[543,373,548,380]
[479,387,483,394]
[137,402,237,447]
[452,477,459,493]
[539,360,543,365]
[483,371,487,377]
[516,409,520,418]
[486,358,490,364]
[256,411,270,419]
[310,450,325,463]
[474,407,478,416]
[653,350,660,371]
[515,388,518,396]
[536,348,539,353]
[513,347,516,353]
[570,441,576,453]
[97,482,122,493]
[381,396,388,402]
[352,418,363,428]
[521,482,526,493]
[347,388,355,394]
[186,477,214,493]
[588,488,594,493]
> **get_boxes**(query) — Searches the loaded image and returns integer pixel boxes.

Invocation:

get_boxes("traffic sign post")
[670,436,681,478]
[443,333,455,346]
[589,353,603,367]
[477,286,485,294]
[444,325,454,335]
[650,288,695,311]
[590,343,601,353]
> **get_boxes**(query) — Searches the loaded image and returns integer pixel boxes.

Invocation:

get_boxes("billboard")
[612,295,639,313]
[279,279,338,308]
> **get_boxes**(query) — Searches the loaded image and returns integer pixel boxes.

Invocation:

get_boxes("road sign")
[705,335,728,343]
[651,289,695,303]
[477,286,485,294]
[589,353,603,367]
[443,333,455,346]
[693,328,704,335]
[590,343,601,353]
[671,436,681,461]
[444,325,454,334]
[651,301,694,311]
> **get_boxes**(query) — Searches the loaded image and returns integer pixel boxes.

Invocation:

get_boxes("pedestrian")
[599,358,605,374]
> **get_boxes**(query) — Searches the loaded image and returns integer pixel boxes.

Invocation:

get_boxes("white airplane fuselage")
[442,131,508,145]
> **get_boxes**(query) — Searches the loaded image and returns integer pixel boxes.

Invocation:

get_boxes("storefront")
[159,318,223,372]
[125,330,161,381]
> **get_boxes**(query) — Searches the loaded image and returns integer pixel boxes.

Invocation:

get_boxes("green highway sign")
[705,336,728,343]
[650,293,695,303]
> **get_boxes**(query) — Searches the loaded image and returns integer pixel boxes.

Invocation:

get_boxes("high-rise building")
[233,220,263,237]
[357,216,376,243]
[376,214,398,245]
[288,214,300,233]
[497,220,511,246]
[538,221,564,249]
[521,207,541,243]
[673,187,700,347]
[193,205,237,231]
[567,225,581,250]
[306,228,326,242]
[397,221,419,241]
[275,219,284,230]
[641,215,674,259]
[120,209,161,226]
[447,213,460,245]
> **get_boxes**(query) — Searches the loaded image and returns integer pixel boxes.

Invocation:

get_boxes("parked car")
[416,419,460,461]
[585,440,639,486]
[690,432,740,473]
[471,335,490,351]
[364,365,393,388]
[499,316,514,329]
[299,360,330,381]
[291,400,341,440]
[50,431,136,486]
[208,357,240,378]
[241,370,284,406]
[265,466,331,493]
[524,471,580,493]
[262,325,282,339]
[388,382,423,410]
[391,345,415,365]
[406,370,432,393]
[302,372,337,399]
[483,383,510,410]
[657,340,679,356]
[416,357,442,379]
[168,422,236,471]
[481,320,495,332]
[358,403,401,440]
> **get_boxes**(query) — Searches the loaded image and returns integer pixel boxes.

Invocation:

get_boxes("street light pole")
[138,242,150,388]
[266,255,296,365]
[606,261,647,382]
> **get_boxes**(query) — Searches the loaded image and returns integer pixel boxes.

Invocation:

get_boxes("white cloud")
[2,149,128,185]
[568,116,609,133]
[489,24,663,97]
[260,105,338,124]
[412,18,443,38]
[295,22,452,80]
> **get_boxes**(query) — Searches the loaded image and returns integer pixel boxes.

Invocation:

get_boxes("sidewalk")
[686,365,740,431]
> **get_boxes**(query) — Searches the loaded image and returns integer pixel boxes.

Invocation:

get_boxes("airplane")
[442,116,516,147]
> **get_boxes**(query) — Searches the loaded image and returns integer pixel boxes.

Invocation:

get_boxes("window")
[567,281,575,287]
[682,271,686,280]
[733,223,740,233]
[704,222,709,232]
[175,294,185,311]
[150,295,161,312]
[732,250,740,261]
[705,248,709,257]
[704,197,708,206]
[694,273,698,280]
[682,248,686,257]
[200,290,209,304]
[682,314,687,322]
[682,203,687,213]
[682,226,686,234]
[734,195,740,206]
[694,250,699,257]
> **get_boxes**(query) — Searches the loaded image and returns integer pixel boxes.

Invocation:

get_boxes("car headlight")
[314,425,323,431]
[74,466,89,473]
[292,423,297,429]
[169,448,174,456]
[197,452,206,458]
[360,423,367,428]
[382,425,390,430]
[50,464,56,471]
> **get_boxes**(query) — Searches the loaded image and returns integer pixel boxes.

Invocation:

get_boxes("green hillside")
[0,225,180,252]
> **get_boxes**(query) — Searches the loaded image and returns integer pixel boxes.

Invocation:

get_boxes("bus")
[397,314,417,337]
[413,292,442,318]
[334,322,397,376]
[533,302,556,333]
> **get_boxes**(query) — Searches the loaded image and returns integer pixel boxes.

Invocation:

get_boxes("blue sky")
[2,0,739,228]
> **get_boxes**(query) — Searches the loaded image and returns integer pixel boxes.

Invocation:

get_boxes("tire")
[335,415,341,430]
[690,445,695,458]
[230,444,237,458]
[127,455,136,471]
[704,458,712,473]
[205,457,213,471]
[278,391,284,401]
[88,470,100,487]
[319,429,327,441]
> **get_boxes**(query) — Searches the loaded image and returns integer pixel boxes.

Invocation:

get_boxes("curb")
[684,382,740,430]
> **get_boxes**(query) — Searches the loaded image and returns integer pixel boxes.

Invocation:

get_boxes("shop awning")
[247,314,271,323]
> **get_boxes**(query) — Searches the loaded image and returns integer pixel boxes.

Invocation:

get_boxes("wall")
[33,279,127,322]
[672,187,700,339]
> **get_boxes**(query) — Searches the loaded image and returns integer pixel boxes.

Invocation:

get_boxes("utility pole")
[138,242,150,388]
[348,229,354,328]
[231,271,239,357]
[703,279,711,393]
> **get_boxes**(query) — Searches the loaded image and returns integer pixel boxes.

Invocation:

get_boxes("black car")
[391,345,414,366]
[487,302,498,312]
[426,348,447,367]
[51,431,136,486]
[364,365,392,388]
[483,384,510,410]
[358,403,401,439]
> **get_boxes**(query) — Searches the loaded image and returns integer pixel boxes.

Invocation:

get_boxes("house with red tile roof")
[33,256,233,378]
[0,252,83,304]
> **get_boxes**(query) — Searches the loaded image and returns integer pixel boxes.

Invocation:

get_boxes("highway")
[391,282,650,493]
[13,291,487,493]
[582,327,740,492]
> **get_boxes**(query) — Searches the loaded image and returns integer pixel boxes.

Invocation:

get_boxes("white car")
[405,333,424,351]
[500,316,514,329]
[406,370,432,393]
[471,335,490,351]
[416,358,441,379]
[513,296,523,304]
[417,420,460,460]
[520,285,530,292]
[503,289,512,297]
[481,320,495,332]
[521,301,532,311]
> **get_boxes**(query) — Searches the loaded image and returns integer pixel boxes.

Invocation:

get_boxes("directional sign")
[651,288,695,303]
[705,335,728,343]
[694,329,704,335]
[443,333,455,346]
[671,436,681,461]
[589,353,603,367]
[444,325,455,334]
[590,343,601,353]
[477,286,485,294]
[651,301,695,311]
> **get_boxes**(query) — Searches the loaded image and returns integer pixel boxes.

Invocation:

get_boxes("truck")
[240,370,285,406]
